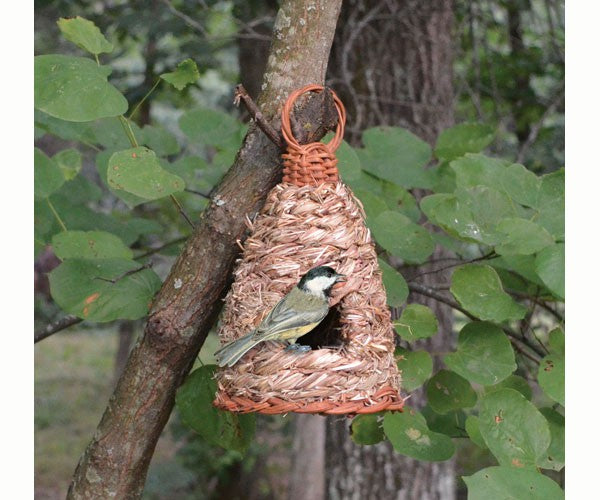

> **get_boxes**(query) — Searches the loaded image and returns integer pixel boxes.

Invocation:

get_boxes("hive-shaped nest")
[213,85,404,415]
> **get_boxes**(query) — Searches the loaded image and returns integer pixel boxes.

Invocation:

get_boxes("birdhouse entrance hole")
[297,304,344,350]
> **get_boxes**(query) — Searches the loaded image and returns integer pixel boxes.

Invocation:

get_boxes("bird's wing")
[251,293,328,341]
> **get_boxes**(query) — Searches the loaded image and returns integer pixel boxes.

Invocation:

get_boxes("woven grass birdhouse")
[213,85,404,415]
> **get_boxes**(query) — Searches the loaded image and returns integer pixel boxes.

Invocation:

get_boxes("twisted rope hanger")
[281,84,347,186]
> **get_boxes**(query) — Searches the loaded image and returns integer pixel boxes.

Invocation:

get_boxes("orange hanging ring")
[281,84,346,153]
[281,85,347,186]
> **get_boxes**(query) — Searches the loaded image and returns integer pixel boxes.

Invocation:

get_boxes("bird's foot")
[285,344,312,353]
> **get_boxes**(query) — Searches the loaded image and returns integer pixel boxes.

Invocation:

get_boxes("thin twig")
[134,236,187,260]
[408,282,543,362]
[508,288,564,322]
[410,251,497,280]
[170,194,195,228]
[95,262,153,284]
[184,188,211,199]
[234,84,283,148]
[35,315,82,343]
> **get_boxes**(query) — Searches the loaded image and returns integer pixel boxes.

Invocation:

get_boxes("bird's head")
[297,266,346,297]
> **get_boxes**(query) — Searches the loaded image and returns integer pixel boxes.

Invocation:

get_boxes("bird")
[214,266,346,367]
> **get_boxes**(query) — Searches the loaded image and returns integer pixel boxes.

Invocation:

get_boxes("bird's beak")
[335,273,347,283]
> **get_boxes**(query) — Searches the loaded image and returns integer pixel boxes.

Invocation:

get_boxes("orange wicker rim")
[214,386,405,416]
[281,84,346,186]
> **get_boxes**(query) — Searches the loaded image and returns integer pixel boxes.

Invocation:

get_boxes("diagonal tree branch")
[67,1,343,498]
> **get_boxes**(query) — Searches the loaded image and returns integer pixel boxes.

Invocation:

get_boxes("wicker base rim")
[213,386,405,416]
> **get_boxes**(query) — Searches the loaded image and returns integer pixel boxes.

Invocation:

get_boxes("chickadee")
[215,266,346,367]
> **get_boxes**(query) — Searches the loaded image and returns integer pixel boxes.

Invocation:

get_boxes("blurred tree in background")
[34,1,564,499]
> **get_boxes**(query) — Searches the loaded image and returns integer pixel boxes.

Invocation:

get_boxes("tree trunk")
[67,1,343,498]
[289,415,327,500]
[325,1,456,499]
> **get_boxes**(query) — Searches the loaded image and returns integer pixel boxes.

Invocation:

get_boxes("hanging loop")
[281,85,347,186]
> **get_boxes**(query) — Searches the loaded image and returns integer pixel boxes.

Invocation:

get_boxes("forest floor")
[34,326,222,499]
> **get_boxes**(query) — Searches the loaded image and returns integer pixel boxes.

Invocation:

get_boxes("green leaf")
[55,174,103,204]
[336,139,362,186]
[421,407,468,438]
[457,186,519,244]
[107,147,185,200]
[35,148,65,199]
[49,258,161,322]
[35,55,128,122]
[370,211,434,264]
[426,370,477,414]
[394,304,438,342]
[463,466,564,500]
[52,231,133,260]
[420,193,482,243]
[53,148,82,181]
[465,415,487,448]
[435,123,495,160]
[450,154,541,208]
[123,218,163,242]
[548,327,565,356]
[494,218,554,256]
[57,16,113,55]
[378,259,408,307]
[538,408,565,471]
[450,265,527,322]
[35,110,98,144]
[485,375,532,401]
[176,365,255,453]
[492,254,546,289]
[350,414,385,445]
[479,389,551,468]
[421,185,518,245]
[535,243,565,299]
[444,322,516,385]
[383,407,455,461]
[395,348,433,392]
[357,127,433,189]
[535,169,564,239]
[92,117,142,149]
[500,163,541,208]
[141,125,181,156]
[354,189,389,220]
[538,354,564,406]
[160,58,200,90]
[450,154,509,190]
[164,156,209,187]
[179,107,242,149]
[96,150,147,207]
[381,182,421,223]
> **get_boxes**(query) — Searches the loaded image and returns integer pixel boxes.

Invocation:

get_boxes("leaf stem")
[118,115,139,148]
[170,194,195,228]
[129,79,161,121]
[94,54,100,65]
[46,198,67,231]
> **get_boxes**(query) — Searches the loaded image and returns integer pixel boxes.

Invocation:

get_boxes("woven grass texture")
[214,181,404,414]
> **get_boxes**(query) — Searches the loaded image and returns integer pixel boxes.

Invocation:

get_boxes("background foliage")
[34,1,564,498]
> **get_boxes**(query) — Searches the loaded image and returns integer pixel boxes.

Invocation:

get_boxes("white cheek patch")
[305,276,337,295]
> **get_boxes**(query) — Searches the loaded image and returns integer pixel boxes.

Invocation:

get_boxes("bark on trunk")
[67,1,343,498]
[325,1,456,499]
[289,415,327,500]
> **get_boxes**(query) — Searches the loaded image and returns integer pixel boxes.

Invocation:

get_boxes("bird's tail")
[214,332,263,367]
